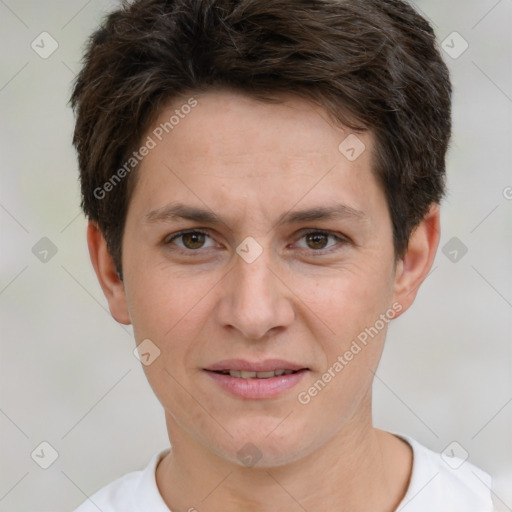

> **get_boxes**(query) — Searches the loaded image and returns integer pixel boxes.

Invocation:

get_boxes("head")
[72,0,451,467]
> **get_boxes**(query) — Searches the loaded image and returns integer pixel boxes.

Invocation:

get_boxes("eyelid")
[165,227,211,241]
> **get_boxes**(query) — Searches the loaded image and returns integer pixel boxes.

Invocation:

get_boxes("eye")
[163,228,349,255]
[164,230,216,251]
[295,230,348,252]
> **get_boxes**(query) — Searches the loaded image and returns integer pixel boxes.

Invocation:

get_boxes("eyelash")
[164,228,349,255]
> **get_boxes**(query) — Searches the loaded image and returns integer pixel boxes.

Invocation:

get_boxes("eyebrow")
[144,202,366,226]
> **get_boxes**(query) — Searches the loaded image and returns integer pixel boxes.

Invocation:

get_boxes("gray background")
[0,0,511,510]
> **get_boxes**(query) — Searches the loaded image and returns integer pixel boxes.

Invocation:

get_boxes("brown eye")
[165,230,215,251]
[305,232,329,250]
[295,230,347,253]
[181,232,206,249]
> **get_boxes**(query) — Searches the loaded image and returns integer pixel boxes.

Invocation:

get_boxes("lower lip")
[204,370,308,399]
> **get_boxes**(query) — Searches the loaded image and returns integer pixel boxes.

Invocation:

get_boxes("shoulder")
[395,434,494,512]
[72,449,171,512]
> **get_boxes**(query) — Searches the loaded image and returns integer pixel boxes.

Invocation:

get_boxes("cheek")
[290,259,395,410]
[125,266,219,342]
[291,259,394,343]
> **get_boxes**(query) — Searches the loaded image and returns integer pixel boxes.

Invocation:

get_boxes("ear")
[87,221,131,325]
[392,204,440,316]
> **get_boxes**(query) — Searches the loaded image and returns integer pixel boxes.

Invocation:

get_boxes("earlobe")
[87,221,131,325]
[392,204,441,316]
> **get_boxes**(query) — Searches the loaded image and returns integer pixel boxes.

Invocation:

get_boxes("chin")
[208,417,318,469]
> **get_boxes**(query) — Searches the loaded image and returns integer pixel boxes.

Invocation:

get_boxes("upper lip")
[205,359,308,372]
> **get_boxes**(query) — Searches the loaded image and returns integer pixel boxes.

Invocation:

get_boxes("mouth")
[209,369,303,379]
[204,359,309,399]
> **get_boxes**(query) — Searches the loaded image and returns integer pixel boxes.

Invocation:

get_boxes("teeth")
[223,369,298,379]
[255,371,276,379]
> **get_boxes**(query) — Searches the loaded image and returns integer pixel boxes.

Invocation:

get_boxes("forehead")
[127,89,384,226]
[151,90,364,164]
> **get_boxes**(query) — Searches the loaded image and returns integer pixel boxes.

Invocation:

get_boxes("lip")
[205,358,307,372]
[204,359,309,400]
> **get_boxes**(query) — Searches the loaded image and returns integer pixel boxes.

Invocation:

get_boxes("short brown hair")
[71,0,452,278]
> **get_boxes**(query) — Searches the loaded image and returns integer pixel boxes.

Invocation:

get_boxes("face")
[92,89,436,468]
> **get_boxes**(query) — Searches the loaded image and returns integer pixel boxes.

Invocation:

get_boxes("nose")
[215,248,295,341]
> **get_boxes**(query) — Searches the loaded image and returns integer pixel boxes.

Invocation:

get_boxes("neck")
[156,406,412,512]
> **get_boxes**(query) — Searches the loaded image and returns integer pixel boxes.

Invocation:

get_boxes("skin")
[88,89,440,512]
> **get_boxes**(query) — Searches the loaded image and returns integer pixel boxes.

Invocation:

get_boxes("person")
[70,0,494,510]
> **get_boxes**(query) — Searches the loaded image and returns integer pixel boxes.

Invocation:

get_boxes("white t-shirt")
[73,434,494,512]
